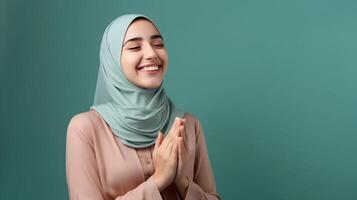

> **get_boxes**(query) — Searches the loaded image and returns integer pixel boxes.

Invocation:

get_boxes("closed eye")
[154,44,164,47]
[128,46,140,50]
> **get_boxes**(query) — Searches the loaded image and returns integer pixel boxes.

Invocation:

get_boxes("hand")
[152,117,182,191]
[174,119,190,197]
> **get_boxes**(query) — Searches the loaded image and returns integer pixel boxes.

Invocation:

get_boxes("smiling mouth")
[137,65,161,72]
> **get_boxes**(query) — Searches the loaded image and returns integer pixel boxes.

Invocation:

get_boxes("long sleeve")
[183,119,221,200]
[65,115,163,200]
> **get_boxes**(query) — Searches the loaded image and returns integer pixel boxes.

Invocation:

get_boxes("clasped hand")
[152,117,190,193]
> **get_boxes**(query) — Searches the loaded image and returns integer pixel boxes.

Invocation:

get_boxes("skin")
[121,19,168,89]
[121,19,190,197]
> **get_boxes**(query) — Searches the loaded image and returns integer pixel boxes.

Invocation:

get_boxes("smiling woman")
[65,14,220,200]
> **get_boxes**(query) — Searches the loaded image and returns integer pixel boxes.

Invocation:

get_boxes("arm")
[182,119,221,200]
[66,115,163,200]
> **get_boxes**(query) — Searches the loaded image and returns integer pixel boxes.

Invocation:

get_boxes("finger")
[183,139,188,154]
[155,131,163,150]
[171,142,178,160]
[164,118,179,141]
[163,118,181,150]
[175,124,181,137]
[173,118,182,137]
[179,118,186,127]
[179,125,188,151]
[178,137,183,158]
[169,119,181,139]
[172,118,180,135]
[175,117,184,135]
[175,117,183,129]
[177,138,184,169]
[165,132,178,152]
[164,129,175,146]
[167,141,174,155]
[179,125,184,137]
[161,130,174,149]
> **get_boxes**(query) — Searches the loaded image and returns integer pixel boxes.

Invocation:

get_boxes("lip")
[139,68,161,74]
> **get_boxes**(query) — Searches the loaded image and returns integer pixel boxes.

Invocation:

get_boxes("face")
[120,19,168,89]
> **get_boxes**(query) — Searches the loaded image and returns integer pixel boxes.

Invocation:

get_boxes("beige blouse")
[66,110,220,200]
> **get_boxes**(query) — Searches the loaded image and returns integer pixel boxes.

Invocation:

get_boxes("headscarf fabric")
[90,14,183,148]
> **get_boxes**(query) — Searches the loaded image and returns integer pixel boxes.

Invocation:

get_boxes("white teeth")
[142,65,159,71]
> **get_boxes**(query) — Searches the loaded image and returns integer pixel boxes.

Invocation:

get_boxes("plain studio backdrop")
[1,0,356,200]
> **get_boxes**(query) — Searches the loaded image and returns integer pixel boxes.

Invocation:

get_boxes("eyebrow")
[122,34,163,47]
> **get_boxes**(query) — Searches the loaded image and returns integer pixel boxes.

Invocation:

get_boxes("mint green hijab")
[90,14,183,148]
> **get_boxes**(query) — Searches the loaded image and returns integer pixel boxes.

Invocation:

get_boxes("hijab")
[90,14,183,148]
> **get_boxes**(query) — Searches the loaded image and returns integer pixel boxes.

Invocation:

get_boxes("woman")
[66,14,220,200]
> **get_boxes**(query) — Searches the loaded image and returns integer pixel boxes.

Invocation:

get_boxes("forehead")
[123,19,161,41]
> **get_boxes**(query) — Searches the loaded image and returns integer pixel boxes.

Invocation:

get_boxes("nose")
[143,43,158,61]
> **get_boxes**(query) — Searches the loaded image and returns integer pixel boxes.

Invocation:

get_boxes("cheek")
[158,51,168,66]
[121,54,141,75]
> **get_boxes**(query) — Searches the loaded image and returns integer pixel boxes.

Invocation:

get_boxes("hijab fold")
[90,14,183,148]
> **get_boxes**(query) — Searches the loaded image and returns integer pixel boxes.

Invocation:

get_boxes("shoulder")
[66,110,102,139]
[183,112,204,138]
[184,112,199,126]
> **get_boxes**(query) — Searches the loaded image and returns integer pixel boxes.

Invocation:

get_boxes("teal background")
[1,0,356,199]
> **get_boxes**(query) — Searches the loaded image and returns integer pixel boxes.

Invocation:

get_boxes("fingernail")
[175,117,181,123]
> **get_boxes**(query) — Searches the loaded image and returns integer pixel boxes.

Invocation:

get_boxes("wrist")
[176,176,189,191]
[152,174,165,191]
[176,176,189,199]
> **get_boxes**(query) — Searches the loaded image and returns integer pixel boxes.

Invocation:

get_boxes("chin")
[140,80,163,89]
[143,84,162,89]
